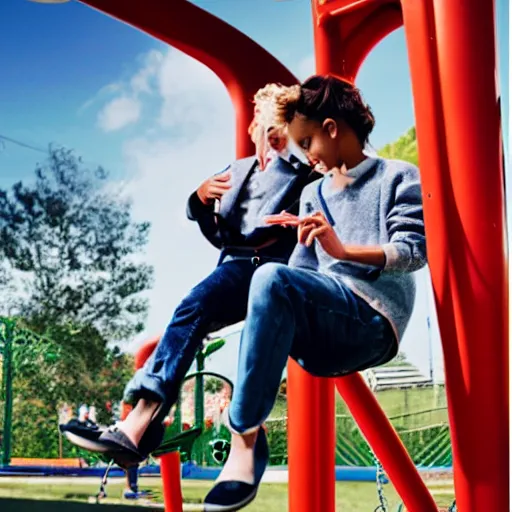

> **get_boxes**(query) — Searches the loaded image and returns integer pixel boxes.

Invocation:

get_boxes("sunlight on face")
[288,115,339,172]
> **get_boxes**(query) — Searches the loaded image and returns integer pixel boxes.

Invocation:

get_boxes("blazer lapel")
[256,157,303,215]
[217,157,257,219]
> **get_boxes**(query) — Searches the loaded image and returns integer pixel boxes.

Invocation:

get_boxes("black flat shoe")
[98,421,165,469]
[203,428,269,512]
[60,419,105,452]
[64,419,164,469]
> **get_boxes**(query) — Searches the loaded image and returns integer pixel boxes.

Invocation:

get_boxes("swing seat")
[153,426,203,461]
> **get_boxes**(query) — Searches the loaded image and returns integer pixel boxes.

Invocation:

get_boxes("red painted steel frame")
[77,0,297,159]
[401,0,509,509]
[336,376,438,510]
[160,452,184,512]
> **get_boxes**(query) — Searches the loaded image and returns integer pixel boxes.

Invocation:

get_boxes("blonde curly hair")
[248,83,292,168]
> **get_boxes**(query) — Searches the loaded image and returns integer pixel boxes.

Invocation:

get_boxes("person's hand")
[298,212,347,259]
[264,211,301,227]
[196,169,232,205]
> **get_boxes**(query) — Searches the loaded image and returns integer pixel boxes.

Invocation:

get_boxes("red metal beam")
[402,0,509,509]
[134,336,159,370]
[336,375,438,511]
[77,0,297,158]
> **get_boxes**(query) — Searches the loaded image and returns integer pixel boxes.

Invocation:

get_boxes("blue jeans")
[228,263,396,433]
[127,466,139,491]
[124,259,257,409]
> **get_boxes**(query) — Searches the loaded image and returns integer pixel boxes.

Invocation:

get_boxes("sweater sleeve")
[185,165,233,250]
[186,191,215,221]
[382,165,427,273]
[288,186,319,270]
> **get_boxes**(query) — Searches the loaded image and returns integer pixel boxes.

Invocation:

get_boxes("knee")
[250,263,293,302]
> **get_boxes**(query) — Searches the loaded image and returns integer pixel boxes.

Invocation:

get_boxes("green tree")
[379,127,418,166]
[0,146,154,342]
[2,317,134,460]
[0,147,151,459]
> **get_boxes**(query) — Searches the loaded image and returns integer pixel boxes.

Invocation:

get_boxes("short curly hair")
[274,75,375,146]
[248,83,287,141]
[248,83,289,166]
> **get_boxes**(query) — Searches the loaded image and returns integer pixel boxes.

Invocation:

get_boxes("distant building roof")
[363,363,433,391]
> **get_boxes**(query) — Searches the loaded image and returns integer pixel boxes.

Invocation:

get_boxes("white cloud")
[97,96,141,132]
[157,49,222,130]
[99,48,236,354]
[130,49,164,94]
[78,83,122,114]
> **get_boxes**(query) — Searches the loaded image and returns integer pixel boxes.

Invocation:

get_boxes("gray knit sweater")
[289,157,427,341]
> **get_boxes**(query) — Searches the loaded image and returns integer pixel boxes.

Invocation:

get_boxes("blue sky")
[0,0,509,380]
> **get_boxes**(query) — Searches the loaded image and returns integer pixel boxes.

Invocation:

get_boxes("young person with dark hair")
[203,75,427,511]
[65,85,319,470]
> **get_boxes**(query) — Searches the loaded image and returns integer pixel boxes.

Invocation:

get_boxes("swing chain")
[95,458,115,502]
[372,451,389,512]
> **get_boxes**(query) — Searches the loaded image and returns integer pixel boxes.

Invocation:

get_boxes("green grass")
[271,385,448,421]
[0,478,454,511]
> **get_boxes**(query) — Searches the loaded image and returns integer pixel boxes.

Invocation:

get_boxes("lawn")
[0,477,454,511]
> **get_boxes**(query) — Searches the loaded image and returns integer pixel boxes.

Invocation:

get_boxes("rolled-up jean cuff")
[123,373,167,405]
[226,408,261,436]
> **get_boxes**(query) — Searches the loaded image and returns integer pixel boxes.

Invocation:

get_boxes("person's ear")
[322,118,338,139]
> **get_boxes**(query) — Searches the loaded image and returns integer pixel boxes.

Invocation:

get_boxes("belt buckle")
[251,256,261,267]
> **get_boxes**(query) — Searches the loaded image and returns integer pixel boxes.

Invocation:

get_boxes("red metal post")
[134,336,160,370]
[121,337,160,419]
[160,451,184,512]
[77,0,297,158]
[402,0,508,509]
[336,375,438,511]
[287,359,336,512]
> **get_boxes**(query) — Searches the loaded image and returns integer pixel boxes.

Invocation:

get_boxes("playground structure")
[138,335,234,467]
[12,0,509,511]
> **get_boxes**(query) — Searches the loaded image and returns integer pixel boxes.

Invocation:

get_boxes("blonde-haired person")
[203,75,426,511]
[65,86,320,470]
[249,83,290,169]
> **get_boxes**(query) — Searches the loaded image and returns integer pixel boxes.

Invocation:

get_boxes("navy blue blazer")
[187,155,319,261]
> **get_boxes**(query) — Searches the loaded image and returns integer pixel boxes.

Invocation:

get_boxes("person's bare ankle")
[215,431,258,485]
[115,400,161,447]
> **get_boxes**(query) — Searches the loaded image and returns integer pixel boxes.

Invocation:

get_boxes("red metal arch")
[312,0,403,81]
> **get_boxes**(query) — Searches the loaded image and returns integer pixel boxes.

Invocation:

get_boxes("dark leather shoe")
[203,428,269,511]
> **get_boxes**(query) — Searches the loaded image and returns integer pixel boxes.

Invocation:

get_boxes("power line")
[0,133,48,155]
[0,133,106,172]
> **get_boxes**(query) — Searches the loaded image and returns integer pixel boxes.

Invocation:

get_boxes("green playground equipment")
[152,335,233,465]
